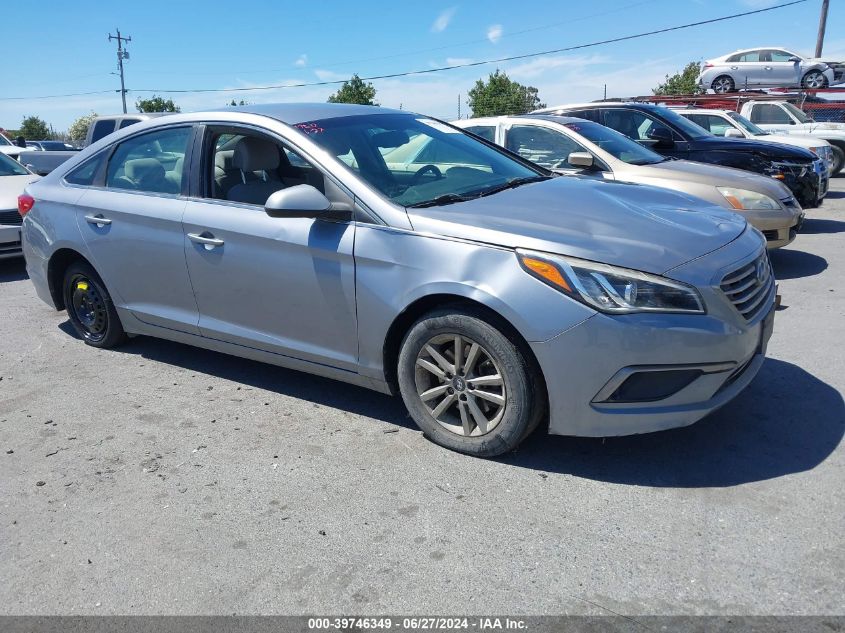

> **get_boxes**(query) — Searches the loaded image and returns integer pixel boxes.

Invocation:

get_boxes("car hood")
[631,160,792,199]
[0,146,26,158]
[696,136,815,160]
[0,174,40,212]
[755,133,826,149]
[408,177,747,275]
[803,121,845,135]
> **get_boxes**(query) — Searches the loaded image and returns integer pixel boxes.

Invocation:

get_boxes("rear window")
[90,120,116,143]
[64,152,107,186]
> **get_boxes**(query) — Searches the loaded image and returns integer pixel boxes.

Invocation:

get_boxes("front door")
[182,127,359,371]
[75,125,200,334]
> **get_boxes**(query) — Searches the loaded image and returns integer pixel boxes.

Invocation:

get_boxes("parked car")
[535,102,827,207]
[0,132,29,161]
[698,47,844,93]
[672,108,835,174]
[0,153,39,259]
[25,141,80,152]
[21,104,775,457]
[738,100,845,175]
[453,115,803,248]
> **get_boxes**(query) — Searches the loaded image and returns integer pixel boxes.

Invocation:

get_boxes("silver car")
[453,115,804,248]
[20,104,775,457]
[699,47,840,93]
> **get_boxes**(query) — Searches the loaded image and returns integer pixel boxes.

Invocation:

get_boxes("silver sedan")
[20,104,774,456]
[699,47,839,93]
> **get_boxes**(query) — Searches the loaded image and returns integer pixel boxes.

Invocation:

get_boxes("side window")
[465,126,495,142]
[90,120,116,144]
[105,126,191,194]
[118,118,143,130]
[750,104,792,125]
[769,50,795,62]
[685,114,729,136]
[64,152,106,186]
[207,130,325,205]
[601,109,671,142]
[569,109,602,123]
[505,125,585,169]
[737,51,761,62]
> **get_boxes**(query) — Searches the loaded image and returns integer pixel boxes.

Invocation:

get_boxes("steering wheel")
[409,164,443,185]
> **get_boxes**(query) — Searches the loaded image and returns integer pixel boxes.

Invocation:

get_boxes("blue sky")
[1,0,841,131]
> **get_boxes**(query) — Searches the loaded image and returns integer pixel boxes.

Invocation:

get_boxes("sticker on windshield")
[416,119,460,134]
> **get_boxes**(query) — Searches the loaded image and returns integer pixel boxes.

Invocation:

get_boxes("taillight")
[703,63,713,68]
[18,194,34,217]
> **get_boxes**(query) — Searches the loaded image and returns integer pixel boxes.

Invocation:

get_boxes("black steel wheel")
[62,261,126,348]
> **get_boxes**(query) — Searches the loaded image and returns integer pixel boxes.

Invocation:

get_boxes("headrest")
[215,150,235,170]
[233,137,280,172]
[125,158,165,182]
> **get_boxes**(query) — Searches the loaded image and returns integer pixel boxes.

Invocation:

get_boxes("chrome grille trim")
[720,253,775,322]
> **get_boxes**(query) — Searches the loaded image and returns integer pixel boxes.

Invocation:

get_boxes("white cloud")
[446,57,474,66]
[506,54,609,80]
[487,24,503,44]
[431,7,457,33]
[294,54,308,67]
[313,69,348,82]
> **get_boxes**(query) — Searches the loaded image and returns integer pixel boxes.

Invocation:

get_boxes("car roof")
[454,114,587,125]
[228,102,406,124]
[534,102,662,113]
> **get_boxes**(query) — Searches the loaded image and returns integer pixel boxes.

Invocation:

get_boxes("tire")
[711,75,735,94]
[397,308,544,457]
[801,70,829,90]
[830,145,844,176]
[62,261,126,349]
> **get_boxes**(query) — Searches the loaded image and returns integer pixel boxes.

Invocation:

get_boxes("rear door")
[74,124,200,333]
[181,125,359,370]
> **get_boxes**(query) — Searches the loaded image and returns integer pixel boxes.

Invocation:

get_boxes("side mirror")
[567,152,595,168]
[788,56,801,63]
[724,128,744,138]
[647,126,674,147]
[265,184,332,218]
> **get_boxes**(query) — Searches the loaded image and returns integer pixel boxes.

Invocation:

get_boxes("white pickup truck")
[739,100,845,175]
[0,132,30,161]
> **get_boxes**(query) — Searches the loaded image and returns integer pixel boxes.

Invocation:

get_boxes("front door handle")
[188,232,224,248]
[84,214,112,227]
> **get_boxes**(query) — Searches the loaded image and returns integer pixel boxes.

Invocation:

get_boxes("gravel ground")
[0,180,843,616]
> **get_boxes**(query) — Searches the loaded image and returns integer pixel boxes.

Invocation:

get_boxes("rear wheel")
[397,308,544,457]
[62,261,126,348]
[711,75,735,94]
[830,145,844,176]
[802,70,829,90]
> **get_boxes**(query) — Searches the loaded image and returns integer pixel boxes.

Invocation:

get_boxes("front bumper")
[0,224,23,260]
[533,230,775,437]
[777,159,828,208]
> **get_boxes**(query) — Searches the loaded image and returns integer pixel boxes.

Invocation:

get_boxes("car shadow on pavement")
[798,218,845,234]
[0,258,27,283]
[503,358,844,487]
[64,329,417,429]
[770,248,827,280]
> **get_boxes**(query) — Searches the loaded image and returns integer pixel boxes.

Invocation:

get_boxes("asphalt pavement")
[1,180,843,616]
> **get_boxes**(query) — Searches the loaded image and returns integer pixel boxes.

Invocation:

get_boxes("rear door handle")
[84,214,112,227]
[187,232,224,248]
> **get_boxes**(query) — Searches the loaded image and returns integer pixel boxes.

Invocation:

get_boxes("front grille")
[720,252,775,322]
[762,229,779,241]
[0,209,22,226]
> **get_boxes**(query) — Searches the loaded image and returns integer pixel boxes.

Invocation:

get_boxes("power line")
[129,0,808,95]
[0,0,807,102]
[0,89,117,102]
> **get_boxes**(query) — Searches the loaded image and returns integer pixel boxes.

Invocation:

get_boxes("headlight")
[717,187,780,210]
[517,251,705,314]
[767,160,807,180]
[809,146,823,155]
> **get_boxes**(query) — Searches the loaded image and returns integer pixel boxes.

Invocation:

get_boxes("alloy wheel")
[712,77,734,94]
[413,334,506,437]
[803,71,827,89]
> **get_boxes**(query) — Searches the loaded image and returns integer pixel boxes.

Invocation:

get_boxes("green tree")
[467,70,545,117]
[135,95,181,113]
[19,116,51,140]
[67,112,98,143]
[327,74,378,105]
[653,62,704,95]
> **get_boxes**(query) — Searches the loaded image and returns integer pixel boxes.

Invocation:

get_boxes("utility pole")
[815,0,829,58]
[108,28,131,114]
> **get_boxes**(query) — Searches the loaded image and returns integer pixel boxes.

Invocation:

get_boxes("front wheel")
[62,261,126,348]
[830,145,844,176]
[802,70,829,90]
[397,309,544,457]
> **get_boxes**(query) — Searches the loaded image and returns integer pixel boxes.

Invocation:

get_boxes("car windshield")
[652,107,711,140]
[725,111,770,136]
[561,120,665,165]
[0,134,12,147]
[783,102,813,123]
[0,152,30,176]
[298,113,545,207]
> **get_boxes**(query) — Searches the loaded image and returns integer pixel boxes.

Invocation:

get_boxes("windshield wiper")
[406,193,472,208]
[474,175,551,199]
